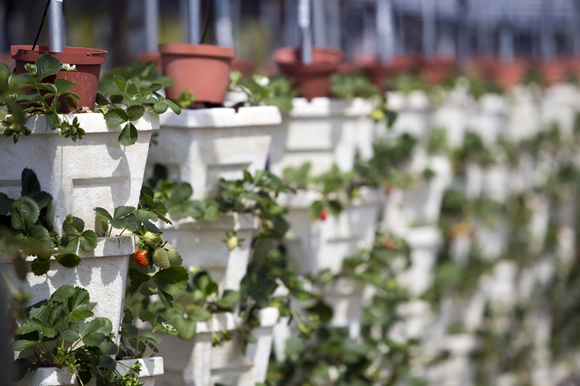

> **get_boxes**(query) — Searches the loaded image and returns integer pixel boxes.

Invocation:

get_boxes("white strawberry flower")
[254,75,270,86]
[61,63,76,71]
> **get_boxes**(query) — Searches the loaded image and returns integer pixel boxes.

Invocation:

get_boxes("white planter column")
[268,98,375,177]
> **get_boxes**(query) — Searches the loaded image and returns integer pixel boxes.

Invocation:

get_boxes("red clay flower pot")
[273,46,344,100]
[360,55,421,92]
[492,60,526,90]
[159,43,236,107]
[538,59,569,85]
[11,45,107,113]
[421,56,456,85]
[0,52,12,67]
[231,58,255,77]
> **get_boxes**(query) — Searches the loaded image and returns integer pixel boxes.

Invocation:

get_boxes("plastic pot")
[159,43,236,106]
[11,45,107,113]
[538,59,569,85]
[421,56,456,85]
[273,46,344,100]
[360,55,421,92]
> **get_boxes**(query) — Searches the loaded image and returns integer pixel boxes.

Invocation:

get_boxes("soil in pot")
[159,43,236,107]
[273,46,344,100]
[11,45,107,113]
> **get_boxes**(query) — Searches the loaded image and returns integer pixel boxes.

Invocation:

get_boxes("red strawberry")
[134,249,149,268]
[319,208,328,221]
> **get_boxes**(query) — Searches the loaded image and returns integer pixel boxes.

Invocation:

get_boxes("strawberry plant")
[143,270,240,344]
[94,187,189,310]
[11,284,175,386]
[0,168,98,276]
[330,73,378,100]
[229,72,297,112]
[0,53,181,146]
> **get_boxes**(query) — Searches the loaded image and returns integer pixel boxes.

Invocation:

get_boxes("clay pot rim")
[159,43,236,59]
[273,46,344,74]
[11,45,107,65]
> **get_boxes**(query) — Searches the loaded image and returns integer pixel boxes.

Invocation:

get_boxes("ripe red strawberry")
[134,249,149,268]
[319,208,328,221]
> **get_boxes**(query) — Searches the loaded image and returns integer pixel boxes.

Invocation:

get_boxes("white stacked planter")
[280,188,381,275]
[431,87,475,150]
[383,155,452,237]
[159,213,258,292]
[17,357,164,386]
[156,308,279,386]
[1,237,134,344]
[0,113,158,342]
[146,106,280,198]
[143,107,281,385]
[268,97,375,176]
[0,113,159,234]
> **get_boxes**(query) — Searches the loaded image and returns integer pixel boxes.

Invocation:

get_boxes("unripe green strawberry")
[152,247,171,269]
[227,236,239,251]
[143,231,161,248]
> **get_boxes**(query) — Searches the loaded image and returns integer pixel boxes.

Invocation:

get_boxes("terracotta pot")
[421,56,456,85]
[159,43,236,106]
[360,55,421,91]
[538,59,569,85]
[0,52,12,67]
[231,58,255,76]
[272,46,344,100]
[133,51,162,71]
[491,60,526,90]
[11,45,106,113]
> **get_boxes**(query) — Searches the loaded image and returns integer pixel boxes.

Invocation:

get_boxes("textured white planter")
[0,113,158,234]
[1,237,134,344]
[541,84,577,138]
[482,261,518,310]
[468,93,506,147]
[389,300,433,342]
[156,308,279,386]
[16,357,163,386]
[398,227,442,296]
[426,334,478,386]
[475,218,508,261]
[268,97,375,177]
[481,164,510,203]
[387,91,430,140]
[431,89,474,149]
[280,188,381,275]
[147,106,280,199]
[383,156,452,236]
[321,277,366,338]
[158,214,258,292]
[507,86,542,142]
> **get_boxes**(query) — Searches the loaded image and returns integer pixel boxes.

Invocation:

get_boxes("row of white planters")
[155,308,279,386]
[0,114,166,384]
[382,85,580,386]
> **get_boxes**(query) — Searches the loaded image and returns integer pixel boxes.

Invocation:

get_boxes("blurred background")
[1,0,580,69]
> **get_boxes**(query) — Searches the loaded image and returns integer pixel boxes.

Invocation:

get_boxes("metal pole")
[327,0,341,50]
[145,0,159,52]
[457,0,469,69]
[215,0,234,47]
[299,0,313,64]
[284,0,298,47]
[422,0,436,57]
[499,0,513,62]
[187,0,201,45]
[312,0,326,47]
[377,0,395,64]
[540,0,554,59]
[48,0,64,52]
